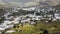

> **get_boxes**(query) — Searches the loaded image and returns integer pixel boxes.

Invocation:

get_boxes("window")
[36,13,40,16]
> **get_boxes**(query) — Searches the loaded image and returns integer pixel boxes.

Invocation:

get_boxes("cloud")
[0,0,41,7]
[0,0,5,5]
[6,0,38,7]
[8,2,24,7]
[24,1,39,7]
[0,0,60,7]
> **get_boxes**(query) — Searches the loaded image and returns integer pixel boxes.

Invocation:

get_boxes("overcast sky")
[0,0,60,7]
[0,0,37,7]
[1,0,35,3]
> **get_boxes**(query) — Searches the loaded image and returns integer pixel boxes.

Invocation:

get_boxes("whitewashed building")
[54,13,60,20]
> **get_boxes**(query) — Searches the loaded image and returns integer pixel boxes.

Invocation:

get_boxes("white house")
[0,28,5,31]
[4,20,19,25]
[5,25,14,29]
[0,24,14,30]
[35,16,42,20]
[0,24,6,31]
[6,30,15,33]
[52,18,57,22]
[54,13,60,20]
[21,18,30,23]
[22,7,36,11]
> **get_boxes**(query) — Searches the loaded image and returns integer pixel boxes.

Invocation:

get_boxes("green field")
[7,21,60,34]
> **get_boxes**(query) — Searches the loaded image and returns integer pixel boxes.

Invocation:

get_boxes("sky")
[0,0,37,7]
[0,0,60,7]
[1,0,35,3]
